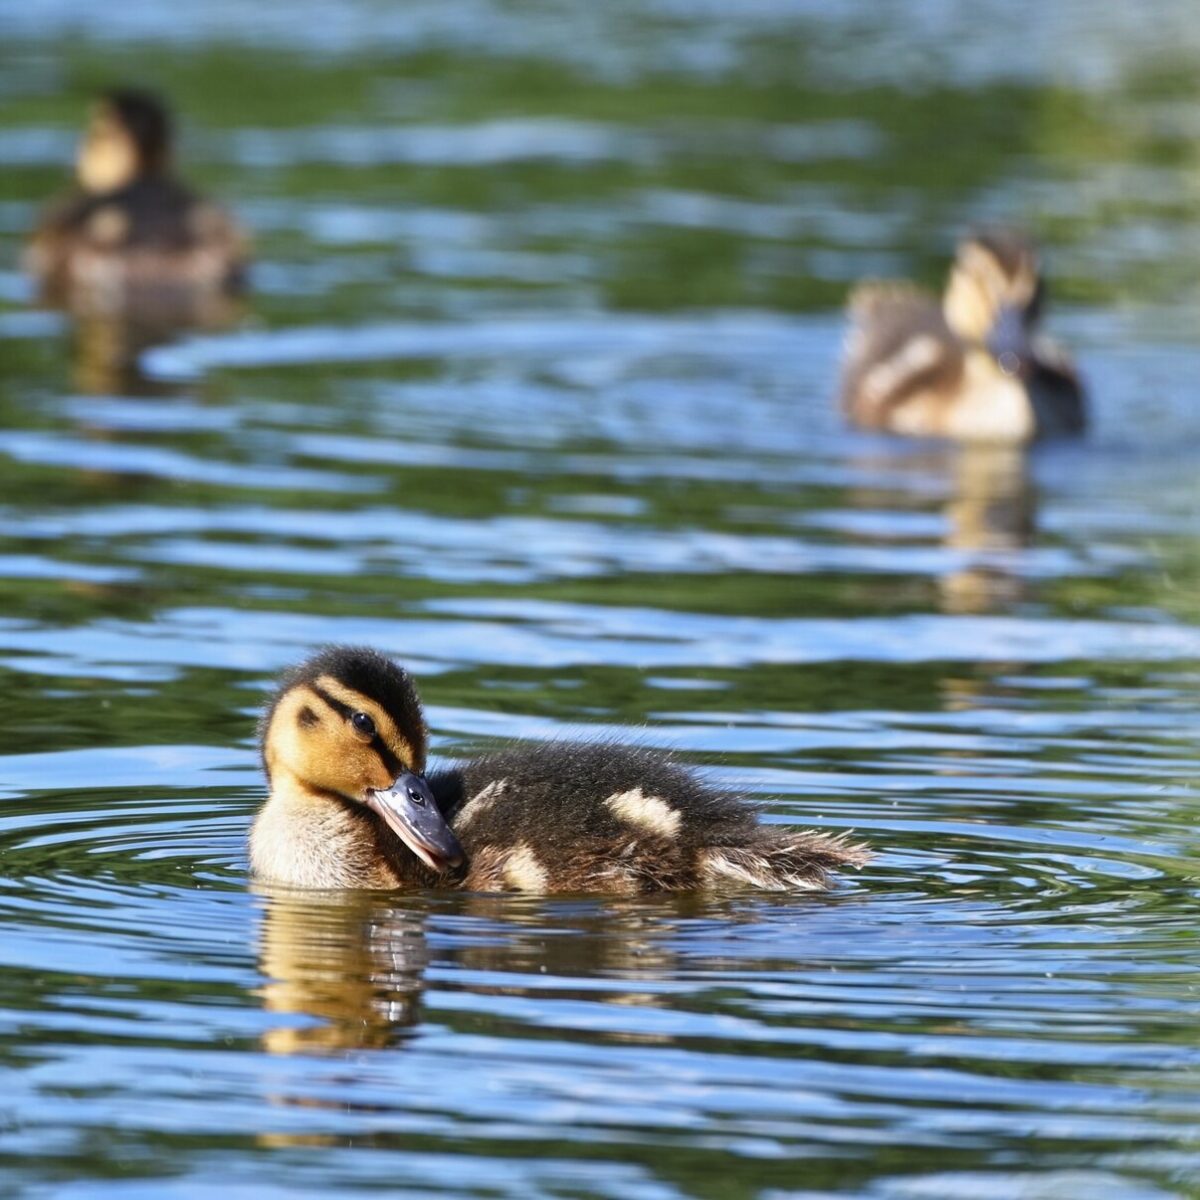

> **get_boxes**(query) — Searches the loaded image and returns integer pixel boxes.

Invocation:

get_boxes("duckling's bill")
[366,772,463,872]
[987,305,1033,376]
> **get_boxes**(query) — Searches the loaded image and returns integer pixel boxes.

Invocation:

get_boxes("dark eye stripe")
[311,683,403,777]
[311,683,353,720]
[371,735,402,778]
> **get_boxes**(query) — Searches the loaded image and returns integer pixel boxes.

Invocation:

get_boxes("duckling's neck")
[250,769,428,890]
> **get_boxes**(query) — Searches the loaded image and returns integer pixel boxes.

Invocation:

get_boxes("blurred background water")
[1,1,1199,1196]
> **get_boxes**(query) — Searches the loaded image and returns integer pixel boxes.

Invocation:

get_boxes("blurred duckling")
[251,646,868,894]
[840,232,1084,442]
[25,88,248,316]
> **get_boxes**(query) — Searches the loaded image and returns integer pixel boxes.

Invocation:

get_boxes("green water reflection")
[1,2,1199,1196]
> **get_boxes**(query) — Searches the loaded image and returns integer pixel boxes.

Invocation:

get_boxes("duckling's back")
[27,176,247,310]
[840,282,965,432]
[430,741,865,894]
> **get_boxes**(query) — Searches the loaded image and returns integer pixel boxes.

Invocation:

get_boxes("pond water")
[1,1,1199,1195]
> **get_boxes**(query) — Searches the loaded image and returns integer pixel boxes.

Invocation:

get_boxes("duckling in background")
[25,88,248,318]
[251,646,868,894]
[840,232,1084,442]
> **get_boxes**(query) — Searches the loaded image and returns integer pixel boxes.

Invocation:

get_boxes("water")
[2,1,1199,1195]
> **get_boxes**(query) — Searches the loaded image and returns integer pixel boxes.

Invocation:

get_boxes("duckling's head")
[943,231,1045,371]
[77,88,173,194]
[260,646,463,873]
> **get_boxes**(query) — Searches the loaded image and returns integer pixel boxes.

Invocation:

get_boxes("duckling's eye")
[407,784,426,808]
[351,711,376,737]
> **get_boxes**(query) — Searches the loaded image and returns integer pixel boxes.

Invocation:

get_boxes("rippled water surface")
[2,2,1200,1195]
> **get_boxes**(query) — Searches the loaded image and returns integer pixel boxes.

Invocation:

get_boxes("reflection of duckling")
[940,443,1037,613]
[70,310,195,395]
[257,888,427,1054]
[25,88,248,318]
[840,232,1084,442]
[250,646,868,893]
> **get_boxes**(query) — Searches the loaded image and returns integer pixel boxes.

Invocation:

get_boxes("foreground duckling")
[25,88,248,314]
[840,232,1084,442]
[251,646,868,893]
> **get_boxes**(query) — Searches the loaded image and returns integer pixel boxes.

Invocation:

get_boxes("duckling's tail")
[698,830,870,893]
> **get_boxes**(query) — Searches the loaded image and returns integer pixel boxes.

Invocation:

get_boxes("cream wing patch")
[87,205,130,247]
[503,842,548,892]
[860,334,945,405]
[605,787,681,838]
[454,779,508,830]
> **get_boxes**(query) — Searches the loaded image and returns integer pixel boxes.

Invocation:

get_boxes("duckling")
[840,231,1084,442]
[251,646,868,894]
[24,88,248,315]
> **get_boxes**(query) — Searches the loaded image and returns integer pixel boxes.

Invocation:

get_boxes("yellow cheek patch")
[943,270,995,343]
[306,739,352,787]
[78,126,139,194]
